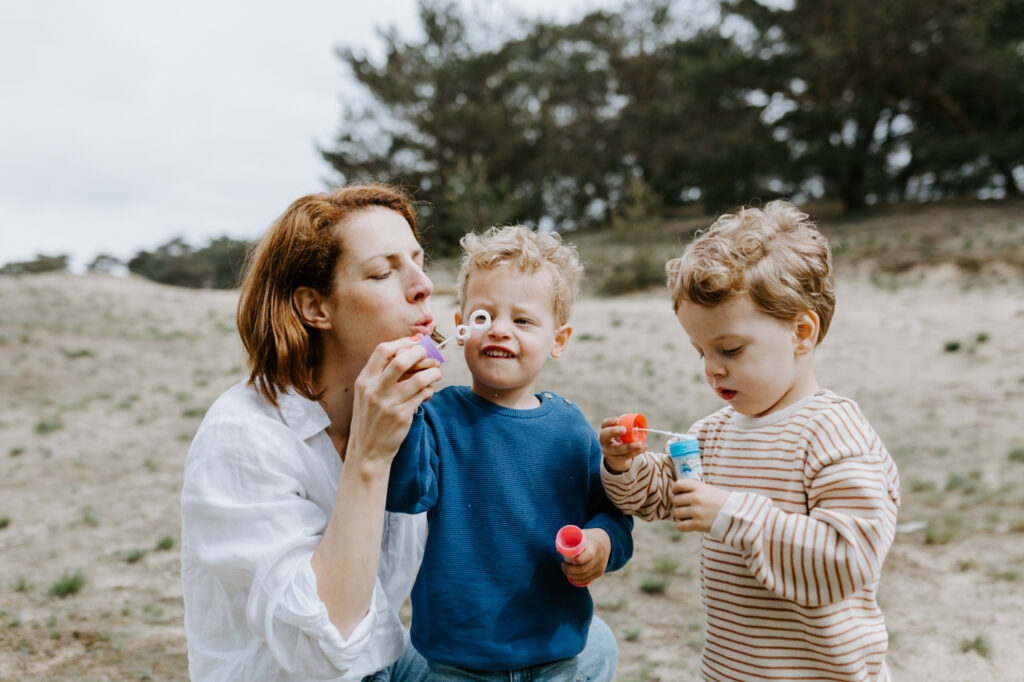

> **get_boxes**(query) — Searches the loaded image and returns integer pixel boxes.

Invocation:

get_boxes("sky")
[0,0,623,271]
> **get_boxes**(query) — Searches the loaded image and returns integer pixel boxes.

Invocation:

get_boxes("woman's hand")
[347,337,442,471]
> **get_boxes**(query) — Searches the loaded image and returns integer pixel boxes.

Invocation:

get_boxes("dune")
[1,230,1022,679]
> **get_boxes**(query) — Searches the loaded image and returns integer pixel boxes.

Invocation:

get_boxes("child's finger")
[598,425,626,447]
[562,562,597,586]
[675,519,700,533]
[672,478,700,494]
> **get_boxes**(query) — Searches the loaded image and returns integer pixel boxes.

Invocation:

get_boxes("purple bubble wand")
[417,309,491,363]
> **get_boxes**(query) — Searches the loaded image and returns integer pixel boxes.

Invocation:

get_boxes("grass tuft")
[49,570,86,598]
[35,417,63,434]
[639,575,669,595]
[959,634,992,658]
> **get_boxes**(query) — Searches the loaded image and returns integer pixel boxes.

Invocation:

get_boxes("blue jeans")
[364,616,617,682]
[362,642,430,682]
[427,654,578,681]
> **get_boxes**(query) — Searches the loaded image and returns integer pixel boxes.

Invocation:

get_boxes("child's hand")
[598,417,645,473]
[671,479,730,533]
[561,528,611,586]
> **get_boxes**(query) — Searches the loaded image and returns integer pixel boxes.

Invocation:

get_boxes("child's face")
[458,263,571,409]
[676,294,815,418]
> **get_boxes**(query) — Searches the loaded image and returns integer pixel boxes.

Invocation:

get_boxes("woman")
[180,183,621,681]
[181,184,440,681]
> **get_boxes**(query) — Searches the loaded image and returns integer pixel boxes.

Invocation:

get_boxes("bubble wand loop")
[417,309,491,363]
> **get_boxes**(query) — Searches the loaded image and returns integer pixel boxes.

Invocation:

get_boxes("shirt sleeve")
[181,414,406,680]
[583,431,634,572]
[385,406,438,514]
[707,407,901,608]
[600,449,676,522]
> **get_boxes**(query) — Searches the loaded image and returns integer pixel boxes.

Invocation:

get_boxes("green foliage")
[34,416,63,434]
[128,236,252,289]
[611,177,663,239]
[639,574,669,594]
[0,254,69,275]
[960,634,992,658]
[323,2,632,254]
[86,253,124,274]
[49,570,86,597]
[120,548,148,564]
[599,177,674,295]
[651,555,680,576]
[723,0,1024,209]
[598,253,667,296]
[319,0,1024,256]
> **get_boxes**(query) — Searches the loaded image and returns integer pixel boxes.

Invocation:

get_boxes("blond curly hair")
[457,225,582,327]
[666,199,836,344]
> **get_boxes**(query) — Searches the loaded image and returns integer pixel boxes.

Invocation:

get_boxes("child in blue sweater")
[386,225,633,681]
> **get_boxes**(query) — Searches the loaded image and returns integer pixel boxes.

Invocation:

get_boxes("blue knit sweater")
[386,385,633,671]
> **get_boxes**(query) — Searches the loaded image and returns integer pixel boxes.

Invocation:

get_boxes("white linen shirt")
[181,382,427,681]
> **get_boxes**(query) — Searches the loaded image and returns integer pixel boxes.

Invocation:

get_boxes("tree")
[87,253,124,274]
[127,236,252,289]
[322,1,629,254]
[323,0,1022,228]
[897,0,1024,199]
[0,254,69,275]
[723,0,1024,210]
[612,22,790,212]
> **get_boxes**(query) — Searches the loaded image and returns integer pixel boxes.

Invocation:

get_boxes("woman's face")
[322,206,434,361]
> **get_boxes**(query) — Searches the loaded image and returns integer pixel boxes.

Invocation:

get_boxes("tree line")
[322,0,1024,255]
[0,237,252,289]
[4,0,1020,285]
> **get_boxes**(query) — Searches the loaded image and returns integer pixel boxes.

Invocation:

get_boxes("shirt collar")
[277,388,332,441]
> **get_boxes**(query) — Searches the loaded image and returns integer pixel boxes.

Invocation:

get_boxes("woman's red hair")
[237,184,418,406]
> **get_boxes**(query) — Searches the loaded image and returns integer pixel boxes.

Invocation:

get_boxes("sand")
[1,260,1022,680]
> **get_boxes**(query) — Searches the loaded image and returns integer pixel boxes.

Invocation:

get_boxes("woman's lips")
[412,318,434,337]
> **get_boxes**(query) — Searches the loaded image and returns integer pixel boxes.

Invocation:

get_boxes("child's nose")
[487,317,512,338]
[705,357,726,377]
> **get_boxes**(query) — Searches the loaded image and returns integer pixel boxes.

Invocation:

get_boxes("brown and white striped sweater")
[602,390,900,681]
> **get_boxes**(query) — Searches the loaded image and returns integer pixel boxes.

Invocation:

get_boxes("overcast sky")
[0,0,620,270]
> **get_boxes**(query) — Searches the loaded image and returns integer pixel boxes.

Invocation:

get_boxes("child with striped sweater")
[600,200,900,681]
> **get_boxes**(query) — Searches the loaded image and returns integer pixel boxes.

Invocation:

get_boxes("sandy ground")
[1,257,1023,680]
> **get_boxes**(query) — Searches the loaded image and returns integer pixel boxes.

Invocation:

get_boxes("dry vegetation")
[2,201,1023,681]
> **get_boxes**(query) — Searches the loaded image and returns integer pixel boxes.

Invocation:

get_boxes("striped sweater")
[602,390,900,681]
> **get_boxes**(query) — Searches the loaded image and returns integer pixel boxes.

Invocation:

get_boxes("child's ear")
[792,311,819,355]
[550,324,573,359]
[293,287,332,330]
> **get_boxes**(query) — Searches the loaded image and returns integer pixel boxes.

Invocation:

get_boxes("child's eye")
[514,318,533,326]
[370,271,391,281]
[722,346,742,357]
